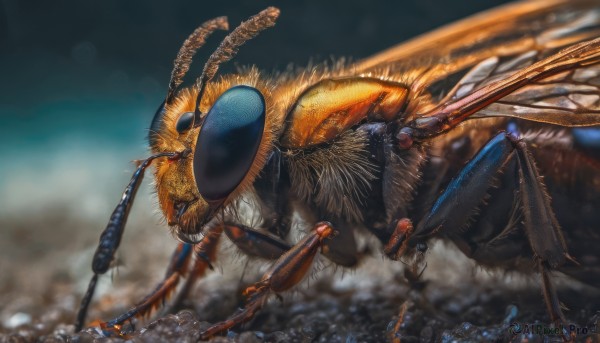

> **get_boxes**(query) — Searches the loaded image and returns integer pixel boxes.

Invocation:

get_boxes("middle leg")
[200,222,336,339]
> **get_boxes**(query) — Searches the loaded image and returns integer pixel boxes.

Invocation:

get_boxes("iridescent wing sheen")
[354,0,600,131]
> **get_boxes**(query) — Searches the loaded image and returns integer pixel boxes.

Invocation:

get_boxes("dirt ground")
[1,206,599,343]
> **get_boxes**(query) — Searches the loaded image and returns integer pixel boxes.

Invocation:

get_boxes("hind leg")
[385,132,573,326]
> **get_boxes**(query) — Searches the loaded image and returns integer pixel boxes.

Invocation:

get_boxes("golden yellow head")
[148,71,282,239]
[143,7,285,240]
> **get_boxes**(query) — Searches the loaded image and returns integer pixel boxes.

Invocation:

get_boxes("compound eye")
[148,100,166,146]
[176,111,194,133]
[193,85,266,202]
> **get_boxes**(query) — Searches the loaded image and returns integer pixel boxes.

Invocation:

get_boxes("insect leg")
[407,131,572,323]
[513,139,571,324]
[411,132,571,266]
[385,218,428,290]
[98,243,193,335]
[199,222,336,339]
[388,300,410,343]
[169,225,223,309]
[384,218,414,261]
[99,225,223,335]
[223,223,291,259]
[75,151,183,331]
[411,132,515,242]
[255,147,360,267]
[513,139,569,270]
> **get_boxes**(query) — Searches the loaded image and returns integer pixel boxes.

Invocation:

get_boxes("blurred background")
[0,0,512,338]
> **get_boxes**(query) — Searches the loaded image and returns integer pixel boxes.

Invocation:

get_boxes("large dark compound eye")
[148,101,166,146]
[193,85,266,202]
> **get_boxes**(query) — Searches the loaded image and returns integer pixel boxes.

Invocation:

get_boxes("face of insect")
[147,71,282,239]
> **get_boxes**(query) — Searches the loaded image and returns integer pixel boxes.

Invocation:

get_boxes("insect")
[75,1,600,340]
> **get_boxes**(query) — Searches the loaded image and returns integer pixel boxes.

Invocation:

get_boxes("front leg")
[200,222,336,339]
[75,151,186,331]
[386,131,572,324]
[93,225,223,336]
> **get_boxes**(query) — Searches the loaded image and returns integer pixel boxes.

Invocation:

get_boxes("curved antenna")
[166,16,229,104]
[193,7,280,124]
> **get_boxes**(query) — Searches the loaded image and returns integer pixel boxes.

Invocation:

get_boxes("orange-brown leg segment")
[92,242,192,336]
[97,226,222,336]
[388,300,410,343]
[223,223,290,259]
[384,218,414,261]
[164,225,224,315]
[199,222,336,339]
[384,218,428,290]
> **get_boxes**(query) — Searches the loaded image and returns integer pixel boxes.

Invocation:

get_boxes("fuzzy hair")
[285,130,377,223]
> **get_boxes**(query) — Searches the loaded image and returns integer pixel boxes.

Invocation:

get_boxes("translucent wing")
[354,0,600,131]
[445,41,600,127]
[475,64,600,124]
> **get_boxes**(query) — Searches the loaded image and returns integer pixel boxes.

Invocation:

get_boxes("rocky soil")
[1,212,599,342]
